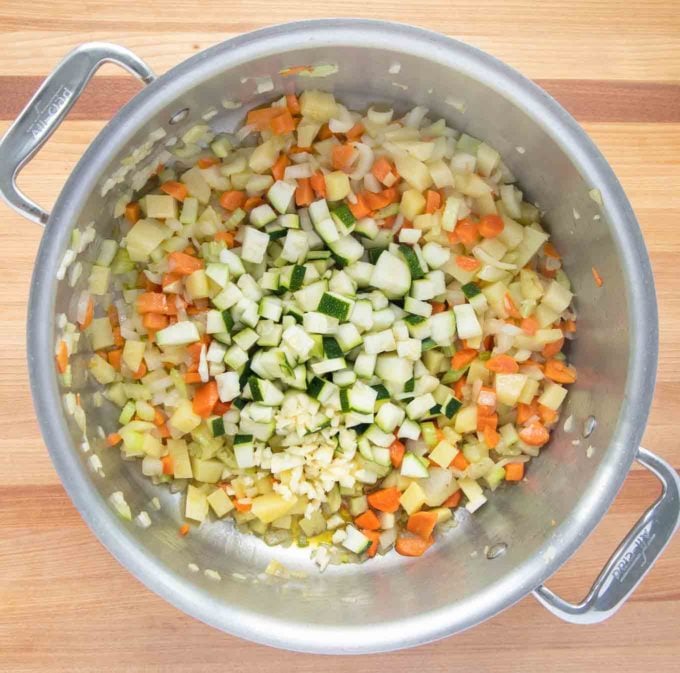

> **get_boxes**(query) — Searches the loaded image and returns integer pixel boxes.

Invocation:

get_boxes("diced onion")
[472,246,517,271]
[284,163,313,180]
[349,143,374,180]
[367,105,393,125]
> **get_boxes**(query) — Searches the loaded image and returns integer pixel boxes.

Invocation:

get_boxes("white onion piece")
[284,163,313,180]
[471,378,483,402]
[236,124,255,142]
[76,291,91,325]
[472,246,517,270]
[363,172,381,193]
[148,376,173,392]
[494,332,514,354]
[500,322,522,336]
[144,269,162,284]
[142,456,163,477]
[403,106,429,128]
[367,105,393,125]
[328,105,354,133]
[349,143,374,180]
[514,349,532,362]
[497,455,531,467]
[545,255,562,271]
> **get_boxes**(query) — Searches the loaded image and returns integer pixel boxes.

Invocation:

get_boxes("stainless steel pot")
[1,19,678,654]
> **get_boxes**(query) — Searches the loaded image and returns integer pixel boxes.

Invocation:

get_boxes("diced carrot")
[234,500,252,512]
[543,242,561,259]
[107,304,119,328]
[454,218,480,246]
[162,272,182,289]
[285,93,301,114]
[361,529,381,558]
[442,491,462,508]
[431,301,447,314]
[450,452,470,471]
[243,196,264,212]
[505,463,525,481]
[160,181,188,202]
[395,535,433,557]
[215,231,236,247]
[192,381,219,418]
[136,292,169,314]
[272,154,290,181]
[317,124,334,140]
[451,348,478,370]
[270,110,296,135]
[538,404,558,425]
[132,361,147,380]
[542,337,565,359]
[138,271,160,292]
[478,214,504,238]
[407,511,438,541]
[486,354,519,374]
[280,65,313,77]
[483,426,501,448]
[346,122,365,140]
[183,372,202,384]
[456,255,481,272]
[477,411,498,433]
[382,187,400,204]
[367,487,401,513]
[425,190,441,214]
[246,106,285,130]
[310,171,326,197]
[453,376,466,401]
[504,293,522,319]
[179,523,190,536]
[219,190,247,211]
[107,349,122,371]
[197,157,220,169]
[79,297,94,330]
[355,510,381,530]
[168,251,204,276]
[521,316,539,336]
[519,422,550,446]
[157,423,170,439]
[142,312,168,330]
[153,408,165,427]
[161,454,174,475]
[112,326,124,348]
[371,157,394,184]
[332,144,356,170]
[364,190,391,210]
[544,359,577,384]
[592,266,604,287]
[562,319,577,333]
[125,202,141,224]
[517,400,539,425]
[106,432,122,447]
[295,177,314,207]
[389,438,406,469]
[447,230,460,245]
[213,400,232,416]
[348,193,371,219]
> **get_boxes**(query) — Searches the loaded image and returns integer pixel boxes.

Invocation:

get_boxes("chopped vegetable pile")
[57,89,577,569]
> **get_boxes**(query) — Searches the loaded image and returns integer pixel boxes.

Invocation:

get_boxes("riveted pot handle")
[533,447,680,624]
[0,42,155,225]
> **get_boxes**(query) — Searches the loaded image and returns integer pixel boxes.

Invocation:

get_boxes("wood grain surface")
[1,2,679,671]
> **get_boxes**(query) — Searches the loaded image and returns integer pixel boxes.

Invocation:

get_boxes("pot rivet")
[486,542,507,560]
[169,108,190,125]
[583,415,597,438]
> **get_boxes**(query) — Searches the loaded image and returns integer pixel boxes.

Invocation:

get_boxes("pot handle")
[0,42,155,225]
[533,447,680,624]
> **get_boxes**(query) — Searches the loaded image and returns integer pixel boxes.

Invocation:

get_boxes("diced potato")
[458,477,487,513]
[452,405,476,435]
[399,481,427,515]
[325,171,351,201]
[428,159,454,188]
[297,120,322,148]
[272,515,292,529]
[535,303,560,328]
[473,192,497,216]
[207,488,234,517]
[429,439,457,468]
[455,173,491,197]
[146,194,178,219]
[518,377,540,404]
[300,90,338,122]
[180,197,199,225]
[142,433,163,458]
[513,227,549,268]
[476,142,500,177]
[256,476,274,495]
[520,268,544,300]
[88,354,117,384]
[499,423,519,446]
[249,137,285,173]
[538,381,568,410]
[466,359,491,385]
[496,214,524,250]
[185,269,211,299]
[135,399,156,421]
[395,155,432,192]
[168,438,193,478]
[482,281,510,317]
[196,206,220,237]
[122,340,145,373]
[125,219,169,261]
[495,373,529,406]
[399,189,426,220]
[251,493,298,523]
[180,167,211,204]
[185,484,209,522]
[169,400,201,434]
[430,507,453,524]
[88,265,111,295]
[299,510,326,537]
[535,328,564,345]
[190,457,224,483]
[541,280,573,313]
[88,317,115,350]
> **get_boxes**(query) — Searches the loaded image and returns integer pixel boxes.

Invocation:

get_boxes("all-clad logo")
[28,86,73,139]
[612,526,656,583]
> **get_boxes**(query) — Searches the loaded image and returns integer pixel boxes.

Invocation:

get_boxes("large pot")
[1,19,678,654]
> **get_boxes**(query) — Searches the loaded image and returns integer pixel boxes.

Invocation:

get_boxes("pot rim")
[27,18,658,654]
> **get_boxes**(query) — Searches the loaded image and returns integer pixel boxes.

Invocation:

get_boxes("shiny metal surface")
[8,19,671,653]
[0,43,154,225]
[533,447,680,623]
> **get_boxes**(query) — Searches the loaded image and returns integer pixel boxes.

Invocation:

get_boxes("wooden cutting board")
[1,2,678,671]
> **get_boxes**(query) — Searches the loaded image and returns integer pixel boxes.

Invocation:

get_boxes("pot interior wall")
[49,30,631,645]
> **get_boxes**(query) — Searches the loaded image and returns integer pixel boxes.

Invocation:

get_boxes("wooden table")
[1,2,679,671]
